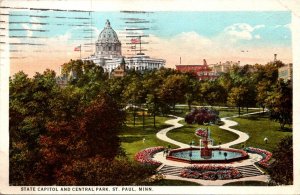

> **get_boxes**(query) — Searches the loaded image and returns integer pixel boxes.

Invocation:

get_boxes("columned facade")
[83,20,165,73]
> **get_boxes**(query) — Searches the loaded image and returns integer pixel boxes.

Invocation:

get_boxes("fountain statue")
[200,128,212,159]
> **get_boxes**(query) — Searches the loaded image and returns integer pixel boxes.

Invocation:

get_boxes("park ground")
[120,105,292,186]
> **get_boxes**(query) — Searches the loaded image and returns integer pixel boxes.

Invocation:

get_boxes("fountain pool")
[166,148,248,163]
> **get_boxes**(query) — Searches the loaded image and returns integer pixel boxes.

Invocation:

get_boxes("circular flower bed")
[134,146,164,166]
[180,165,242,180]
[195,128,208,138]
[244,147,272,169]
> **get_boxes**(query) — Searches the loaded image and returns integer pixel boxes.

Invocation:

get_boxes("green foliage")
[227,86,248,115]
[56,157,156,186]
[265,80,292,129]
[231,113,292,152]
[269,136,293,185]
[83,94,125,158]
[159,74,189,111]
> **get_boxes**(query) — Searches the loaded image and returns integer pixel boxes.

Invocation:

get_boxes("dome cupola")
[95,20,122,58]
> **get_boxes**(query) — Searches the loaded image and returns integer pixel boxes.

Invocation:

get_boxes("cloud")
[146,31,291,69]
[254,34,261,39]
[21,17,43,37]
[223,23,265,41]
[274,23,291,30]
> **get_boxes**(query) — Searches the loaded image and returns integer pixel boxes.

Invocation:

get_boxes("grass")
[121,107,292,160]
[119,112,177,160]
[217,107,260,118]
[174,105,260,118]
[230,113,292,152]
[167,120,239,147]
[223,181,268,186]
[142,179,201,186]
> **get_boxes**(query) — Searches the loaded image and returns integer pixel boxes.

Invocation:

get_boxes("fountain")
[166,128,248,164]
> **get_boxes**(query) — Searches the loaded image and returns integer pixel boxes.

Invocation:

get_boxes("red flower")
[134,146,164,166]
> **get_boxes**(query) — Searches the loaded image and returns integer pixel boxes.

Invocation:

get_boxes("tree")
[269,136,293,185]
[61,59,108,103]
[227,86,248,116]
[159,74,188,112]
[146,94,159,128]
[199,81,226,106]
[265,80,292,129]
[83,94,125,158]
[256,80,272,112]
[55,157,156,185]
[9,70,70,185]
[122,75,144,126]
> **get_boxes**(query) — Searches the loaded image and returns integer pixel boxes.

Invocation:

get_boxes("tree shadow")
[240,113,269,121]
[120,136,143,143]
[277,127,293,132]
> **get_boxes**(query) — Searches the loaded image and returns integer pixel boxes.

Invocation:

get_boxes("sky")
[8,10,292,76]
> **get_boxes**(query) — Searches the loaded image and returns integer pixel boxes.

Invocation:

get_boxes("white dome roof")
[97,20,120,43]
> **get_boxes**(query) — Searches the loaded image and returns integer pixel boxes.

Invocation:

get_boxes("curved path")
[156,115,188,148]
[156,111,265,149]
[153,110,269,185]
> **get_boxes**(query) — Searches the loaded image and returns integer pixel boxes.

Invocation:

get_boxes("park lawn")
[167,120,239,147]
[230,113,292,152]
[217,107,260,118]
[174,105,260,118]
[120,113,177,160]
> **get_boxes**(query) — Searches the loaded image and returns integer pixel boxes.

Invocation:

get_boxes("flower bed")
[195,128,208,138]
[134,146,164,166]
[244,147,272,168]
[180,165,242,180]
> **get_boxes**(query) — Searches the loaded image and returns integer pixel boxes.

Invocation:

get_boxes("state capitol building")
[82,20,165,73]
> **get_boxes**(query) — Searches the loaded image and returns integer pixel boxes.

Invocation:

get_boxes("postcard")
[0,0,299,194]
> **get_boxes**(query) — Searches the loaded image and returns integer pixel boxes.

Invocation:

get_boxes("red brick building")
[175,59,218,81]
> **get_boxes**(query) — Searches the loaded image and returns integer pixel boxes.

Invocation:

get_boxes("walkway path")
[219,111,266,148]
[153,110,269,185]
[156,115,188,148]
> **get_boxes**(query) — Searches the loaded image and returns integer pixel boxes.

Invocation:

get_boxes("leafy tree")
[83,94,125,158]
[146,94,160,127]
[265,80,292,129]
[61,59,107,103]
[9,70,66,185]
[199,81,226,106]
[106,77,126,104]
[269,136,293,185]
[35,120,88,185]
[56,157,156,185]
[256,80,272,112]
[122,75,144,126]
[159,74,188,112]
[227,86,248,116]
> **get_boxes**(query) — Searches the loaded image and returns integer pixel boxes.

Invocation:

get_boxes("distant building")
[82,20,165,73]
[278,63,292,81]
[111,57,126,78]
[176,59,218,81]
[208,61,240,75]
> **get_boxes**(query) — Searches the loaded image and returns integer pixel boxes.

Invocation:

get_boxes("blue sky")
[10,11,291,45]
[9,10,292,75]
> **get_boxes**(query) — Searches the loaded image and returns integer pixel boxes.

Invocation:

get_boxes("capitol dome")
[95,20,122,58]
